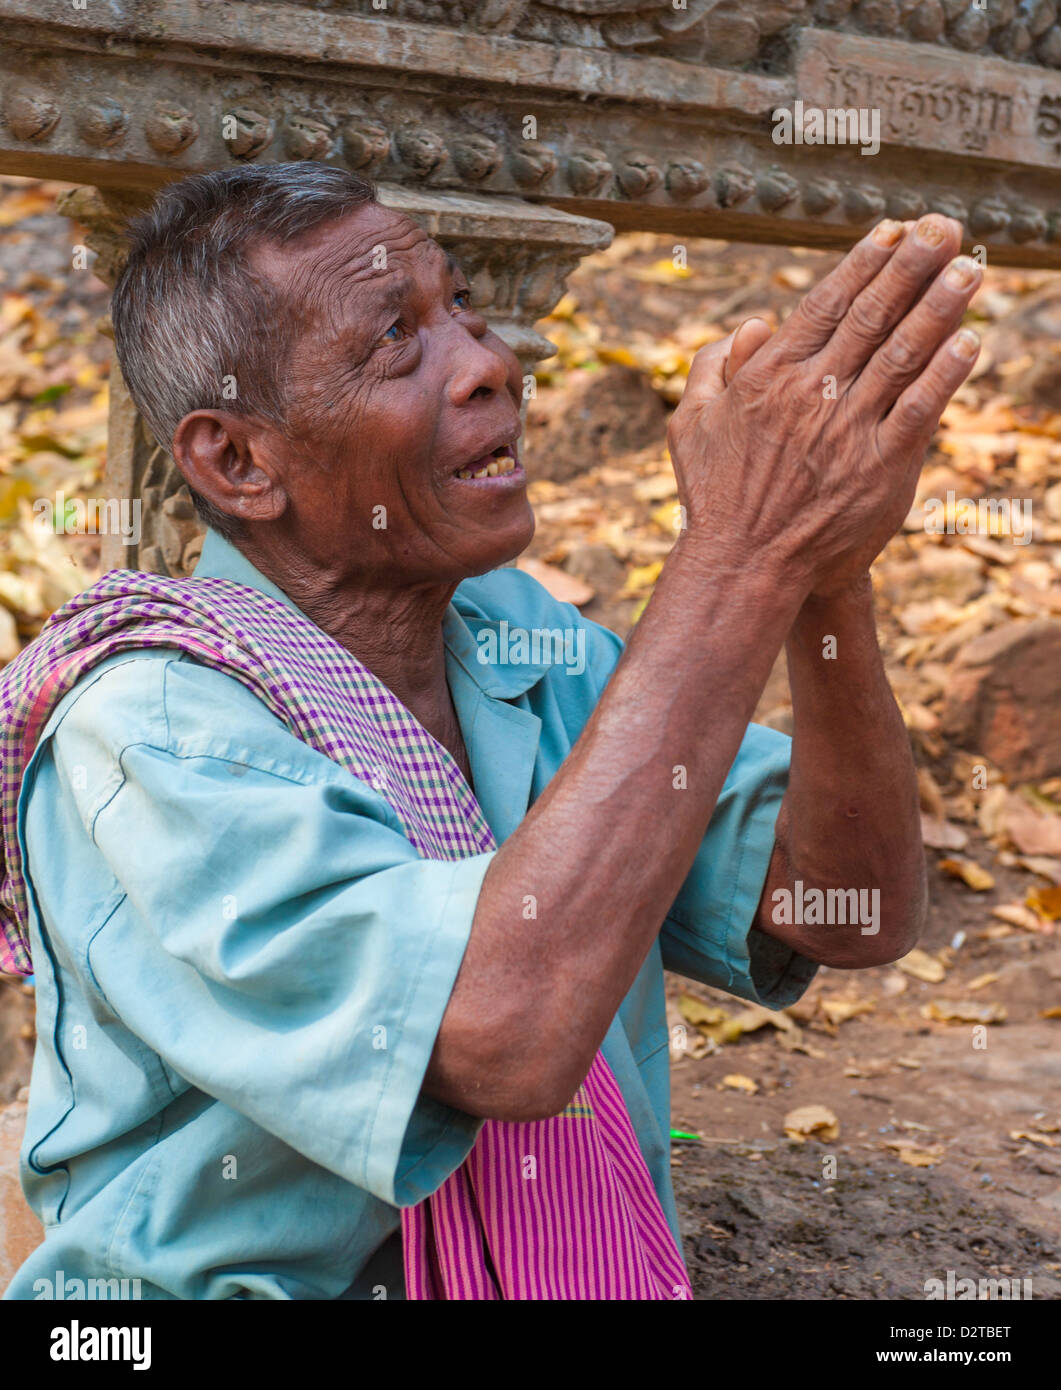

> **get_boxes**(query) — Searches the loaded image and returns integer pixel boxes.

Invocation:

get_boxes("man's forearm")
[426,544,808,1120]
[757,576,927,967]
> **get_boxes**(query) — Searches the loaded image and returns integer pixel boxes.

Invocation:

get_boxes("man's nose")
[446,329,512,406]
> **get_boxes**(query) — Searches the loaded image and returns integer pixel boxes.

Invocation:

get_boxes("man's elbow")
[426,1025,588,1124]
[814,880,928,969]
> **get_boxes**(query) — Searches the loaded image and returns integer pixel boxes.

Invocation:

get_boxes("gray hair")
[111,162,378,541]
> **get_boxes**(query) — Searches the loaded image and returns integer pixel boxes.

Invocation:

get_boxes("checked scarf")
[0,569,691,1300]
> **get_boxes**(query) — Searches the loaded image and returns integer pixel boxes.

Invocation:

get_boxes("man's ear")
[171,411,288,523]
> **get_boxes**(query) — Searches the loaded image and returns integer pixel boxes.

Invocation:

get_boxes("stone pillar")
[60,182,612,577]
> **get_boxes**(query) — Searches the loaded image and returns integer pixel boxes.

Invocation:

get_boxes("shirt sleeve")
[41,657,487,1209]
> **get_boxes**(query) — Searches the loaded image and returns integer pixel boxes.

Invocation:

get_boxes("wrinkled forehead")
[248,204,455,335]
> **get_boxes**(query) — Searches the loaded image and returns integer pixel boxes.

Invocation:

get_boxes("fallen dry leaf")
[968,972,1001,991]
[921,814,969,851]
[618,560,663,598]
[776,1031,827,1059]
[1015,855,1061,880]
[939,857,996,892]
[677,995,726,1028]
[992,903,1045,932]
[676,997,794,1046]
[773,264,814,290]
[632,472,678,503]
[896,948,947,984]
[820,997,876,1026]
[1000,795,1061,856]
[921,999,1007,1024]
[885,1139,945,1167]
[1010,1130,1058,1147]
[719,1074,759,1094]
[783,1104,839,1142]
[1027,885,1061,921]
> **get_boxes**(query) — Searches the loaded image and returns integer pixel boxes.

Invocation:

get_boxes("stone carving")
[756,166,801,211]
[714,163,757,208]
[969,196,1011,236]
[3,88,60,143]
[284,115,334,161]
[567,148,613,196]
[75,100,128,150]
[223,108,276,160]
[0,3,1058,260]
[341,117,390,171]
[451,133,503,182]
[801,175,842,213]
[320,0,1061,68]
[616,152,662,197]
[395,125,447,176]
[844,182,886,221]
[665,159,709,200]
[333,0,805,64]
[144,103,199,155]
[509,141,559,187]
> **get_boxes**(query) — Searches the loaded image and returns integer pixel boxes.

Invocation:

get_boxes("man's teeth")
[456,451,516,480]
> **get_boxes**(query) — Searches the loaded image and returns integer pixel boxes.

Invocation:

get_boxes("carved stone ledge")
[4,12,1061,266]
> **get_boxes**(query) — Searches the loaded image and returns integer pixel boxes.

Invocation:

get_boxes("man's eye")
[381,321,403,342]
[453,289,473,312]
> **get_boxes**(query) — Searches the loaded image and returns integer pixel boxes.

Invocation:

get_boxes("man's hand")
[668,215,980,599]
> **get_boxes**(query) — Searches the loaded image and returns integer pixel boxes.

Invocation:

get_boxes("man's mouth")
[454,443,521,481]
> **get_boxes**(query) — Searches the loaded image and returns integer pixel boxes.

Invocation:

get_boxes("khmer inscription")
[796,31,1061,167]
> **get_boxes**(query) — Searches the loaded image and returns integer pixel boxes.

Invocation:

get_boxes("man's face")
[250,203,534,586]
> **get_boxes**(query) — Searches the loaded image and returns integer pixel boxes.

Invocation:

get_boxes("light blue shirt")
[5,530,815,1300]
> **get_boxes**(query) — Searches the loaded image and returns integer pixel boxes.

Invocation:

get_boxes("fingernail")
[872,219,903,246]
[915,216,946,247]
[944,256,980,288]
[953,327,980,358]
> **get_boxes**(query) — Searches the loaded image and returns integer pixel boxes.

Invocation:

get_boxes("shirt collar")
[193,529,548,699]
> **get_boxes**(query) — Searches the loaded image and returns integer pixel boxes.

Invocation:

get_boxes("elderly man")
[1,163,980,1301]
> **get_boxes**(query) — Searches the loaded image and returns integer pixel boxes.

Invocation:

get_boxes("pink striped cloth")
[403,1050,692,1299]
[0,569,690,1300]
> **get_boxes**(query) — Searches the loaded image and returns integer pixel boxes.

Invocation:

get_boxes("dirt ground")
[1,181,1060,1301]
[668,936,1061,1301]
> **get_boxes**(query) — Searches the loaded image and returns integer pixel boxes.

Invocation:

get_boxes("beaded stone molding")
[0,0,1059,265]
